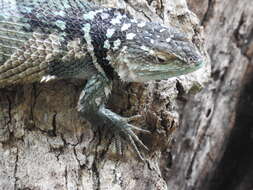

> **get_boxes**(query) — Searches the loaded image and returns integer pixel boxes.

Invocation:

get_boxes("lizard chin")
[114,60,204,82]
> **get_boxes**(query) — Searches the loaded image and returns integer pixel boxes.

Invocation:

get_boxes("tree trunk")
[166,0,253,189]
[7,0,253,189]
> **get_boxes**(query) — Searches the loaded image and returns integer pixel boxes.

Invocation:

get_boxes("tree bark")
[166,0,253,189]
[0,0,211,190]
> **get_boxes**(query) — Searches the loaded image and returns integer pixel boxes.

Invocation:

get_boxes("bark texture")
[0,0,211,190]
[166,0,253,189]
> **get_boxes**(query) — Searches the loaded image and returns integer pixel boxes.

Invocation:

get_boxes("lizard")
[0,0,204,160]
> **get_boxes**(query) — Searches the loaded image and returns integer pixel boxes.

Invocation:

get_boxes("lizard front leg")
[77,74,148,160]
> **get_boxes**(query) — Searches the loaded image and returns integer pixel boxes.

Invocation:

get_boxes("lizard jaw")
[115,59,204,82]
[134,60,203,82]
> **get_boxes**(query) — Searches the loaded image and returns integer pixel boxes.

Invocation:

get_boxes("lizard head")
[110,22,204,82]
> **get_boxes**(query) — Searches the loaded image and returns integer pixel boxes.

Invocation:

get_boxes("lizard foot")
[78,74,150,160]
[101,112,149,160]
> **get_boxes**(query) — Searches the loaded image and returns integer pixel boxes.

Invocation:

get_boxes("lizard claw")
[130,125,150,134]
[113,115,149,160]
[123,115,150,133]
[124,114,142,122]
[126,125,149,151]
[94,107,149,160]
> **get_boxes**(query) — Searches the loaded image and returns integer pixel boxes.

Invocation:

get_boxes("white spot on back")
[166,38,171,42]
[55,20,66,30]
[150,39,154,44]
[149,49,155,54]
[113,39,121,50]
[56,10,65,17]
[114,11,126,18]
[83,23,91,33]
[106,28,116,38]
[104,40,111,49]
[140,45,150,51]
[64,3,71,9]
[140,45,154,54]
[121,23,131,31]
[83,11,97,20]
[131,19,138,23]
[126,33,136,40]
[106,54,112,61]
[144,31,151,36]
[121,46,128,52]
[137,22,146,28]
[160,28,167,32]
[110,14,123,25]
[101,12,110,20]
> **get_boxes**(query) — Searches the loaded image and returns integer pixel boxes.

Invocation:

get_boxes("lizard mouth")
[127,59,203,82]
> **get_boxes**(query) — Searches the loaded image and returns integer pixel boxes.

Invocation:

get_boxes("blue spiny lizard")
[0,0,204,160]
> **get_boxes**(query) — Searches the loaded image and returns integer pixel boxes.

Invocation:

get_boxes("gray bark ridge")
[166,0,253,189]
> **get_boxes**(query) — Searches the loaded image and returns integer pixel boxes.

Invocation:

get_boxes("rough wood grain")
[165,0,253,189]
[0,0,207,189]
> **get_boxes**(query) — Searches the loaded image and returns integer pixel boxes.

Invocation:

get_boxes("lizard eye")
[157,57,166,63]
[156,55,166,63]
[188,57,195,64]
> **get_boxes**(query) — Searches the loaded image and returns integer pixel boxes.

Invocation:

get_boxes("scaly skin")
[0,0,204,160]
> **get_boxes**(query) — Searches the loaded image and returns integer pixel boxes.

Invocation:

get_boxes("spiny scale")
[0,0,95,86]
[0,31,63,85]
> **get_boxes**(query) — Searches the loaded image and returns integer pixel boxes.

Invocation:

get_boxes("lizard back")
[0,0,98,86]
[0,0,204,86]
